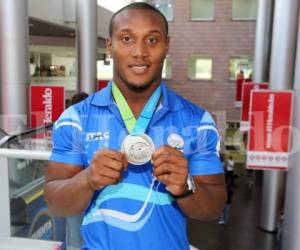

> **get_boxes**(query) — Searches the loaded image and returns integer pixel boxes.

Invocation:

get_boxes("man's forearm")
[176,176,227,221]
[45,169,94,217]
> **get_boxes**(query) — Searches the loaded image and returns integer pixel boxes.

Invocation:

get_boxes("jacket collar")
[91,80,183,111]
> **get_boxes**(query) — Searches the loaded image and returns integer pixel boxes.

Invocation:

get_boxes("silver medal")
[121,134,155,165]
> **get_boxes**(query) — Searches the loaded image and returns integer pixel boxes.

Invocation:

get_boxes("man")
[45,2,226,250]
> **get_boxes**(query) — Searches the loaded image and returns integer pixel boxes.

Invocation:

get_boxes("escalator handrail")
[0,123,53,148]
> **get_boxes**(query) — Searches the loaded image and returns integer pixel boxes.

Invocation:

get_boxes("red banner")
[240,83,268,131]
[30,85,65,128]
[235,77,244,108]
[247,90,293,170]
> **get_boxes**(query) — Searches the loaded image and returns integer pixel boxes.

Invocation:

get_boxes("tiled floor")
[187,172,278,250]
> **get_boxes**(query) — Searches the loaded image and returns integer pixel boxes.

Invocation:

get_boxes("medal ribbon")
[112,82,161,135]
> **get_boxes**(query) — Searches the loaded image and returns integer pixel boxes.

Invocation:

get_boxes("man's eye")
[121,36,133,43]
[147,37,157,44]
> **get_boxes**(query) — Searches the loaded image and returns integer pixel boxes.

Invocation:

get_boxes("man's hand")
[152,145,188,196]
[87,148,128,190]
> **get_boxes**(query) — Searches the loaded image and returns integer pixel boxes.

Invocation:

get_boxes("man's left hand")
[152,145,188,196]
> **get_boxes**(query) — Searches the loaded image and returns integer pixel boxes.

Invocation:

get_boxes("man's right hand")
[86,148,128,190]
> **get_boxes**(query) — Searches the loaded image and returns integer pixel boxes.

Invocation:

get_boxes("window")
[30,50,76,78]
[229,56,253,80]
[153,0,173,21]
[191,0,214,20]
[232,0,257,20]
[162,56,172,79]
[188,55,213,80]
[29,45,77,91]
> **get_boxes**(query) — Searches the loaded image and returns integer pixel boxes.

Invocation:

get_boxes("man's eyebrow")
[149,30,161,33]
[148,30,163,35]
[117,29,163,35]
[118,29,131,33]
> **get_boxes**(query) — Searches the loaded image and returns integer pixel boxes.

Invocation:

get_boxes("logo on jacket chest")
[167,133,184,150]
[85,131,110,141]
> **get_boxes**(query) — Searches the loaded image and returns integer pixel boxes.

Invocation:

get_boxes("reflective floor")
[188,171,278,250]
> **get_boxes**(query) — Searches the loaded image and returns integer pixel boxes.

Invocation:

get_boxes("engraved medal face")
[121,134,155,165]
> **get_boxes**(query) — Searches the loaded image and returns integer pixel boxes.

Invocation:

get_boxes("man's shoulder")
[166,87,210,122]
[69,89,107,113]
[56,91,105,125]
[70,94,94,111]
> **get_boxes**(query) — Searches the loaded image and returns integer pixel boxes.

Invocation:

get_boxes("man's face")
[107,9,169,91]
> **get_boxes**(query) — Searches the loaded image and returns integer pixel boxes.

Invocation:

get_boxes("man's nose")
[130,42,148,58]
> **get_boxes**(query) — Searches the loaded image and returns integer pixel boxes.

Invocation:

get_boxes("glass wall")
[2,126,67,242]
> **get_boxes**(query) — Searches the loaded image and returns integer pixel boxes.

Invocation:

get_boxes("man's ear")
[106,38,112,57]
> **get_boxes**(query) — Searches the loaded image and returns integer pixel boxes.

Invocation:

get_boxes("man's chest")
[81,111,197,164]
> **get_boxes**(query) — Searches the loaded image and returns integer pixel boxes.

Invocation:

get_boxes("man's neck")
[113,80,161,119]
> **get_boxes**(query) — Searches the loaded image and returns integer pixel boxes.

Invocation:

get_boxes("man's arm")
[176,174,226,221]
[44,162,94,217]
[45,149,128,217]
[152,145,226,221]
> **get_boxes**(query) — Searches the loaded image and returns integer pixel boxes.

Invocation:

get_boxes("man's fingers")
[153,163,176,176]
[152,153,186,169]
[88,174,119,190]
[94,148,128,170]
[156,173,172,186]
[93,165,123,180]
[87,148,128,190]
[94,155,125,171]
[152,145,183,162]
[98,148,127,163]
[155,173,184,187]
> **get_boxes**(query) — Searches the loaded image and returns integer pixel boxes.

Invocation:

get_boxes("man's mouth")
[129,64,150,74]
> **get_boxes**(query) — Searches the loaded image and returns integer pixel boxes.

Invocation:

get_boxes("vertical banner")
[235,77,244,108]
[247,90,293,170]
[30,85,65,146]
[240,83,269,131]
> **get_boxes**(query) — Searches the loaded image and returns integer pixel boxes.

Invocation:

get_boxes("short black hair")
[109,2,169,38]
